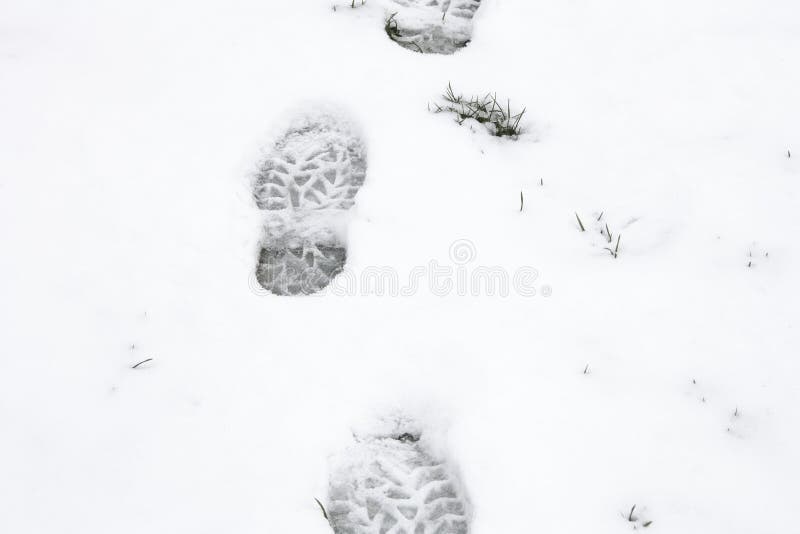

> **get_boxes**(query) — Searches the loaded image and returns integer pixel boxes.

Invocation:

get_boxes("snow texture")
[253,110,367,295]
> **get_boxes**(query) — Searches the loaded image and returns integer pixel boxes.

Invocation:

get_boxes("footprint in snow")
[383,0,482,55]
[252,107,367,296]
[326,414,471,534]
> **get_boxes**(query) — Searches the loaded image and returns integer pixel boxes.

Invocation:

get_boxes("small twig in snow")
[131,358,153,369]
[575,212,585,232]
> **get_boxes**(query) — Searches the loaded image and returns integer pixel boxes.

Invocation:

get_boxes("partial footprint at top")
[327,414,471,534]
[253,109,366,296]
[384,0,482,54]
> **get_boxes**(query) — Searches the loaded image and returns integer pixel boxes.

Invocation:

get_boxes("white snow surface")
[1,0,799,533]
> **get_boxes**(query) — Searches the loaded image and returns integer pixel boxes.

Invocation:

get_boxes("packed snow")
[1,0,799,533]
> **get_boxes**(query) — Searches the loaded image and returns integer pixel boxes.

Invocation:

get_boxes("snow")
[1,0,799,533]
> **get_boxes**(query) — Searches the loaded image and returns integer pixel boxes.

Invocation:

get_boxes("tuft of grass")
[383,13,428,53]
[385,13,401,40]
[604,234,621,258]
[431,83,526,137]
[622,504,653,529]
[627,505,637,522]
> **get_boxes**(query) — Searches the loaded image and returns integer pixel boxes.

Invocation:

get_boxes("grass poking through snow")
[431,83,526,138]
[575,212,586,232]
[314,497,329,521]
[604,234,621,258]
[385,13,402,41]
[131,358,153,369]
